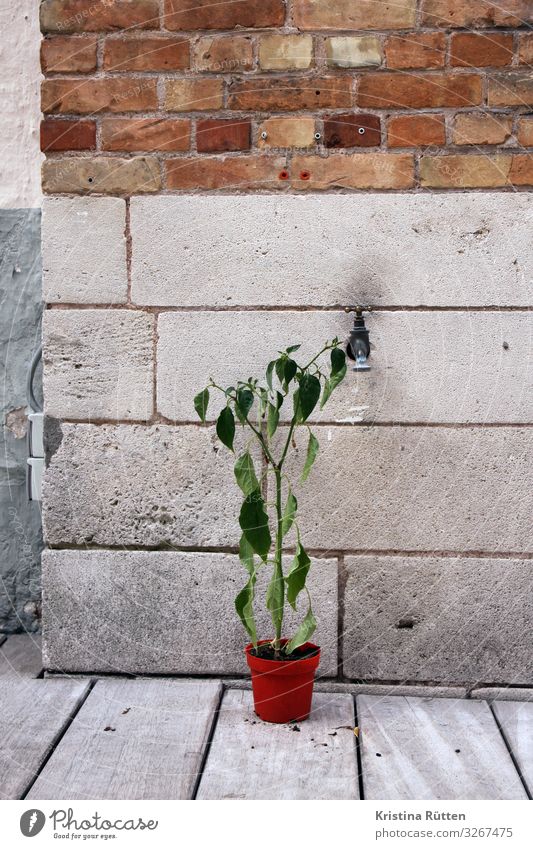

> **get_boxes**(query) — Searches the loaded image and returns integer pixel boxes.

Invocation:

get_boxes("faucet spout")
[345,306,371,372]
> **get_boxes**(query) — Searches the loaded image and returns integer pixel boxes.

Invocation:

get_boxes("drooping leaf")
[285,541,310,609]
[266,360,276,391]
[267,403,279,438]
[235,572,257,644]
[301,431,319,482]
[216,406,235,451]
[236,387,254,421]
[284,602,317,654]
[239,489,271,560]
[193,388,209,423]
[286,344,301,354]
[281,489,297,538]
[296,373,321,422]
[234,451,259,496]
[266,564,284,637]
[283,358,298,387]
[331,346,346,376]
[321,348,347,408]
[275,357,286,387]
[275,391,284,410]
[239,533,255,575]
[259,388,268,418]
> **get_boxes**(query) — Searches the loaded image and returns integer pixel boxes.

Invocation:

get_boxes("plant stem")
[273,467,284,659]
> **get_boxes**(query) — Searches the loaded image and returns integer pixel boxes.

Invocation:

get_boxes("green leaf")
[284,601,317,654]
[283,358,298,387]
[285,541,311,610]
[234,451,259,497]
[275,391,284,410]
[266,565,284,636]
[281,489,297,538]
[266,360,276,391]
[321,354,347,409]
[267,403,279,438]
[216,406,235,451]
[193,388,209,423]
[236,387,253,421]
[239,533,255,575]
[235,571,257,644]
[286,344,301,354]
[331,346,346,376]
[275,357,286,387]
[296,373,321,422]
[301,431,319,482]
[239,489,271,560]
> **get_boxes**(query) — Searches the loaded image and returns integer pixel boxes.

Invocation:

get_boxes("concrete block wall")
[42,193,533,684]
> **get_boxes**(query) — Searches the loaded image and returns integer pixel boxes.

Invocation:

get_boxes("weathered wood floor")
[1,635,531,800]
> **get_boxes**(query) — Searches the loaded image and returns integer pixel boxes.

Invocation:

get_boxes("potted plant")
[194,339,347,723]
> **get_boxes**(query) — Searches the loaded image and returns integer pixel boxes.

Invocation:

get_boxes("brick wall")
[40,0,533,192]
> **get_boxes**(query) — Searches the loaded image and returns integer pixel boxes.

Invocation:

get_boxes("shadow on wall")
[0,209,43,633]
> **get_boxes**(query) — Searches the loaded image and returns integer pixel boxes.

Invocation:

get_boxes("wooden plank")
[493,701,533,796]
[0,678,90,799]
[358,695,527,800]
[0,634,43,678]
[197,689,359,799]
[27,678,222,800]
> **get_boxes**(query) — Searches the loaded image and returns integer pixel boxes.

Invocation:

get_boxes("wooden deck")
[1,635,531,800]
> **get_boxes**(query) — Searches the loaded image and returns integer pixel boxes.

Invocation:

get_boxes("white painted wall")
[0,1,42,209]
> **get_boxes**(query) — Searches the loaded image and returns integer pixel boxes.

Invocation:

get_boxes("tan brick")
[519,33,533,64]
[385,33,446,69]
[293,0,416,30]
[194,36,253,72]
[488,73,533,106]
[103,37,189,72]
[164,0,285,30]
[453,113,513,145]
[291,153,415,189]
[165,79,224,111]
[358,73,482,108]
[40,0,159,32]
[517,116,533,145]
[259,35,313,71]
[388,114,445,147]
[421,0,531,27]
[257,117,316,148]
[42,77,158,114]
[41,36,97,73]
[325,36,382,68]
[420,154,511,187]
[42,156,161,194]
[509,154,533,185]
[451,33,513,67]
[165,155,286,190]
[229,77,353,111]
[101,118,190,151]
[41,119,96,151]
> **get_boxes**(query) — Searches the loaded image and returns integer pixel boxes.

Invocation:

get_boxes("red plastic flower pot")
[245,640,320,724]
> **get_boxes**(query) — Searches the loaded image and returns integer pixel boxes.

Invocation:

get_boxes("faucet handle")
[344,305,371,316]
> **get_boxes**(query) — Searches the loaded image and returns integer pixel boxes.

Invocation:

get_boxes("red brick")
[229,77,353,111]
[450,33,513,67]
[164,0,285,31]
[509,154,533,184]
[196,119,251,153]
[41,119,96,151]
[101,118,191,151]
[195,36,254,72]
[291,153,415,189]
[388,114,446,147]
[323,114,381,148]
[293,0,416,30]
[358,73,482,109]
[165,79,224,111]
[385,33,446,69]
[42,78,158,114]
[519,33,533,64]
[488,73,533,107]
[40,0,159,32]
[452,113,513,145]
[421,0,531,27]
[517,117,533,146]
[165,156,286,190]
[104,37,189,71]
[41,36,97,73]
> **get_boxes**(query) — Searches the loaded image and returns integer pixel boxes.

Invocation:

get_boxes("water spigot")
[345,306,371,372]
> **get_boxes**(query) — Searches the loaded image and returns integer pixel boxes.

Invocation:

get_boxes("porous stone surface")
[130,195,533,307]
[471,687,533,701]
[44,310,154,420]
[42,424,243,547]
[284,426,533,553]
[157,310,533,423]
[0,211,43,631]
[42,197,127,303]
[343,555,533,684]
[42,550,338,675]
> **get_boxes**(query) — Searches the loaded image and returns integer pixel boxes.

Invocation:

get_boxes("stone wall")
[42,193,533,683]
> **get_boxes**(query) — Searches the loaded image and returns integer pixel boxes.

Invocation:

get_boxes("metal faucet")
[345,306,371,372]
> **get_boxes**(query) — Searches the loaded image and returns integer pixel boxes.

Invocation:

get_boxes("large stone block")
[284,426,532,553]
[43,309,154,420]
[130,194,533,307]
[42,424,242,547]
[157,310,533,424]
[343,555,533,684]
[42,550,338,675]
[43,197,127,304]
